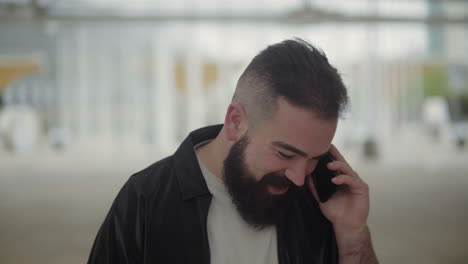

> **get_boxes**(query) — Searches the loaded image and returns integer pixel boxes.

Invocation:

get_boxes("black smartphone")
[310,152,339,203]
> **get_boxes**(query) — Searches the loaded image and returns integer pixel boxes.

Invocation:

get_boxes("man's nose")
[285,161,309,186]
[285,160,315,187]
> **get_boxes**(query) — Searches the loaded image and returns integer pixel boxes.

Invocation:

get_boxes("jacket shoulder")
[126,156,175,197]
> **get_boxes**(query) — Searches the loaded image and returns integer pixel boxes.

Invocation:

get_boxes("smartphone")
[310,152,339,203]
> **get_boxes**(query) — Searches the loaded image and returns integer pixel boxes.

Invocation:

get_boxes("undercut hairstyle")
[232,38,349,128]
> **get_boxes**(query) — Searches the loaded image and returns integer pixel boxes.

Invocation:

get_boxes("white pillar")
[185,36,205,133]
[120,35,132,143]
[56,28,70,140]
[98,25,113,141]
[152,35,177,153]
[76,25,89,141]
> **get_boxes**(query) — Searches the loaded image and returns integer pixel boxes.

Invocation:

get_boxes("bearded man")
[88,38,378,264]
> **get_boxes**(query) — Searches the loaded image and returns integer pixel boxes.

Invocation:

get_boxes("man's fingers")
[332,174,369,194]
[327,160,358,178]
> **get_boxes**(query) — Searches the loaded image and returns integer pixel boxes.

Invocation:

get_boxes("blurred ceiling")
[0,0,467,24]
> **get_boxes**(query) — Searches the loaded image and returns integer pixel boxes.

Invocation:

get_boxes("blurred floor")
[0,131,467,264]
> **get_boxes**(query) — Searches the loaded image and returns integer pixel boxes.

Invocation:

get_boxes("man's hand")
[307,144,378,264]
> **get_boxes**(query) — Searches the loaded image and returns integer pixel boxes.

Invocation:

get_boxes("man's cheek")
[242,158,263,181]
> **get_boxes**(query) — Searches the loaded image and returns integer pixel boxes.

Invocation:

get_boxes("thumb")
[306,175,321,203]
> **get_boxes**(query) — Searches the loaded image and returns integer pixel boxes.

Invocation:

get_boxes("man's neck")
[195,133,226,181]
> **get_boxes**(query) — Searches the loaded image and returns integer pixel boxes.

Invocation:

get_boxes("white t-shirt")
[196,146,278,264]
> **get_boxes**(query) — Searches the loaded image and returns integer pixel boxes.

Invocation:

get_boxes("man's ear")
[224,103,248,141]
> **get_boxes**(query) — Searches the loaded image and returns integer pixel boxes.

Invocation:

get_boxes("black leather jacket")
[88,125,338,264]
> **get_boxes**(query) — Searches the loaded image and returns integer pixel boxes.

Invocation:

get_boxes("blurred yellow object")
[202,63,218,92]
[175,62,218,94]
[0,63,39,93]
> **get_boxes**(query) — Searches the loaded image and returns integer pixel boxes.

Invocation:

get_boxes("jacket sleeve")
[301,186,339,264]
[88,175,146,264]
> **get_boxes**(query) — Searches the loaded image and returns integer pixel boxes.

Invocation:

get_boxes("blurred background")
[0,0,467,263]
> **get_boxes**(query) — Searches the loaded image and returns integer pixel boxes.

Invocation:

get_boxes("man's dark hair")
[232,38,349,127]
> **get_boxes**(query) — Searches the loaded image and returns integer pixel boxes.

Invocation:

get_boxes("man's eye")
[278,151,294,159]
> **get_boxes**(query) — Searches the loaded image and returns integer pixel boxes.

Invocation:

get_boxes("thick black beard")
[223,134,298,230]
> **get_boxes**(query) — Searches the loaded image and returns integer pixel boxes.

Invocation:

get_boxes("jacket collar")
[173,124,223,200]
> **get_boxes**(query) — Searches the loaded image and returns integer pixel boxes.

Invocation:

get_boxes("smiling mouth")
[267,185,289,195]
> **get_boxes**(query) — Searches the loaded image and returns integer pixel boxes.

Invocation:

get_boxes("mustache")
[261,172,294,189]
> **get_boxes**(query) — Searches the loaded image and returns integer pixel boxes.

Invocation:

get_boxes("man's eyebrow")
[271,141,308,157]
[312,152,329,160]
[272,141,329,159]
